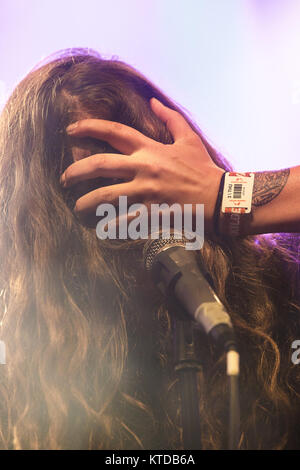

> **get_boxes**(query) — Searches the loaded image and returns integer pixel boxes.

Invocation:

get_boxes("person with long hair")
[0,48,299,450]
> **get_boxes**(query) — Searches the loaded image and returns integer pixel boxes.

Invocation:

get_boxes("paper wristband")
[221,172,255,236]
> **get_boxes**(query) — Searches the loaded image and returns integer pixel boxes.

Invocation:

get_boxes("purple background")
[1,0,300,171]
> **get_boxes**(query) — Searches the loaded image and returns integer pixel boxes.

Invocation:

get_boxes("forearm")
[219,166,300,236]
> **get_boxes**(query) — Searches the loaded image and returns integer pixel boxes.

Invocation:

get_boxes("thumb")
[150,97,195,141]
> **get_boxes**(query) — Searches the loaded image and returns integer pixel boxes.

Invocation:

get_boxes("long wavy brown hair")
[0,48,299,450]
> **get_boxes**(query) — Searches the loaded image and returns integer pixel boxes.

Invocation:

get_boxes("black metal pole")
[173,317,202,450]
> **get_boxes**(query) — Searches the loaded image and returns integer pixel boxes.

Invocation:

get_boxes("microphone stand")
[172,313,202,450]
[143,236,239,449]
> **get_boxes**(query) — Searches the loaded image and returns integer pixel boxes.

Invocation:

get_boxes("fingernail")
[66,122,79,133]
[60,173,66,187]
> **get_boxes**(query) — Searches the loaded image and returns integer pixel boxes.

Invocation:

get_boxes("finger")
[150,97,196,142]
[74,181,140,215]
[66,119,155,155]
[61,153,138,187]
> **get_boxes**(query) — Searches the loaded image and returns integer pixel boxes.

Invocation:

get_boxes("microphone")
[143,232,236,352]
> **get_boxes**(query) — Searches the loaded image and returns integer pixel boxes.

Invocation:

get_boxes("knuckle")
[140,160,160,178]
[139,180,159,200]
[149,162,160,179]
[104,121,123,138]
[112,121,123,133]
[101,187,114,202]
[94,154,107,168]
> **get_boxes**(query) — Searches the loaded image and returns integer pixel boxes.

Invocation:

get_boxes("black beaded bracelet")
[213,172,226,236]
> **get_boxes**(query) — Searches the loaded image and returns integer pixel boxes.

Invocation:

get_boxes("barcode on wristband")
[233,184,242,199]
[222,172,255,213]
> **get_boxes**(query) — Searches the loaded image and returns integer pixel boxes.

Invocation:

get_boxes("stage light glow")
[1,0,300,171]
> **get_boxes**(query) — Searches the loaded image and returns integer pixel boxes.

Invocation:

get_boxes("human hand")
[60,98,224,233]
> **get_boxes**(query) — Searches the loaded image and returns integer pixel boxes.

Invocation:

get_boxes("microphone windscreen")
[143,230,189,271]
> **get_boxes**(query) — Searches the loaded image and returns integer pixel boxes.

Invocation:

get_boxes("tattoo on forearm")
[252,168,290,207]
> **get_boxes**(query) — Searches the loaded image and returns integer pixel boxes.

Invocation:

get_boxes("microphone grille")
[143,232,187,271]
